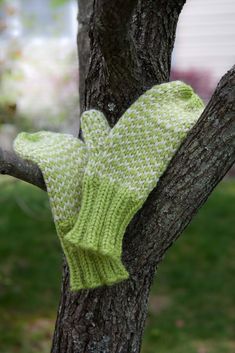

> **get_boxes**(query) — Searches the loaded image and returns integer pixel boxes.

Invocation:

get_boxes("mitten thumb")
[81,109,110,151]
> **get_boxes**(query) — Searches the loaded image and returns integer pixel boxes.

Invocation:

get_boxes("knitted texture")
[13,117,129,291]
[65,81,205,265]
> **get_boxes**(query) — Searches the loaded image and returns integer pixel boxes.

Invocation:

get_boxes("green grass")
[0,178,61,353]
[142,180,235,353]
[0,177,235,353]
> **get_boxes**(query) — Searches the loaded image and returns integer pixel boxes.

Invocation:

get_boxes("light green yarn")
[65,81,205,267]
[13,81,204,291]
[13,119,129,290]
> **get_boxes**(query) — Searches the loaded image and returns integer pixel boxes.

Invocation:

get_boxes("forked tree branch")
[0,4,233,350]
[50,66,235,353]
[50,1,235,352]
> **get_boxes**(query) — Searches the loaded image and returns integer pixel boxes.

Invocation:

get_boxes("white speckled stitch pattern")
[66,81,204,270]
[13,116,129,290]
[84,81,204,199]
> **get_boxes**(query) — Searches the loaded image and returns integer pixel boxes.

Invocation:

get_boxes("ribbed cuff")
[65,175,141,270]
[60,237,128,290]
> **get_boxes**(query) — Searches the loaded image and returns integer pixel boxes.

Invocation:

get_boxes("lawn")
[0,177,234,353]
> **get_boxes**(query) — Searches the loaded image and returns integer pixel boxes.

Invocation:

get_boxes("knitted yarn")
[65,81,204,267]
[13,120,129,291]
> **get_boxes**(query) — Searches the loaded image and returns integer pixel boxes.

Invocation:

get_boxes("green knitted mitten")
[13,116,128,290]
[65,81,204,265]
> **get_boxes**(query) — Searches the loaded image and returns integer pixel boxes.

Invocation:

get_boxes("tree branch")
[0,148,46,191]
[131,0,187,87]
[125,65,235,271]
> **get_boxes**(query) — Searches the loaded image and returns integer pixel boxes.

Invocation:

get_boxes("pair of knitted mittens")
[14,117,129,291]
[14,81,204,291]
[65,81,204,268]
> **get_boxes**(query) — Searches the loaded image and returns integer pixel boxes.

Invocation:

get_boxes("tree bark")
[50,64,235,352]
[50,1,235,353]
[0,149,45,190]
[0,0,235,352]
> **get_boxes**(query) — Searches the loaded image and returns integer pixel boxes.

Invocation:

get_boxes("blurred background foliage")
[0,0,234,352]
[0,0,78,150]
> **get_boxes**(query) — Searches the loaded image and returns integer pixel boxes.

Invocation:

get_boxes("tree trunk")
[0,1,234,353]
